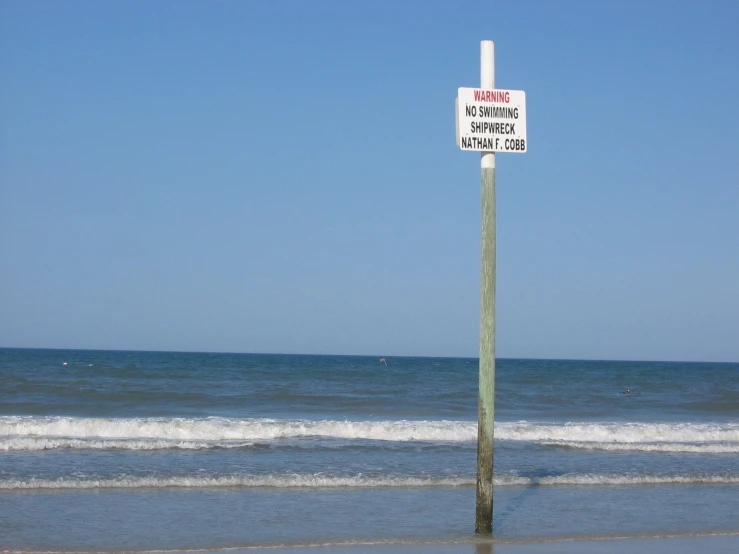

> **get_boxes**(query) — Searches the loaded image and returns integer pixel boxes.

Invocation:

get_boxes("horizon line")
[1,345,736,365]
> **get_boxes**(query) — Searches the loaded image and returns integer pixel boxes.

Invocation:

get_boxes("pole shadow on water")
[493,484,540,535]
[493,469,570,534]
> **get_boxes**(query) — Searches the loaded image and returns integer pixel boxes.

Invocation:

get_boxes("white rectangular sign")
[456,88,527,152]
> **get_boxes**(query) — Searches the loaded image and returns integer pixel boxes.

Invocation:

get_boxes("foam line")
[2,417,737,450]
[2,473,739,491]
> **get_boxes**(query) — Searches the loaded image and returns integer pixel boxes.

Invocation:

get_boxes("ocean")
[1,348,737,551]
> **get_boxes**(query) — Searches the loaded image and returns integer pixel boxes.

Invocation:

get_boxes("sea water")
[1,349,737,550]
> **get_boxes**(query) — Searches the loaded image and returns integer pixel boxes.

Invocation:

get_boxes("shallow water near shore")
[1,349,738,550]
[2,485,739,550]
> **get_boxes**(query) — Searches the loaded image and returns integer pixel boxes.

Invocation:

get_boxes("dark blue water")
[1,348,738,550]
[4,349,737,421]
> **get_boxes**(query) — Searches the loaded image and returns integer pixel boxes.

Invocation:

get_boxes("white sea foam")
[542,441,739,454]
[1,472,738,491]
[498,473,739,486]
[1,416,737,452]
[0,474,472,490]
[500,421,739,444]
[502,421,739,453]
[0,416,477,446]
[0,437,257,451]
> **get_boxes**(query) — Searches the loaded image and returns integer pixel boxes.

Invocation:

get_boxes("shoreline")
[4,532,739,554]
[250,533,739,554]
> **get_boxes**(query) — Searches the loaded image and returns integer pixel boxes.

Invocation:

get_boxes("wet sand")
[241,533,738,554]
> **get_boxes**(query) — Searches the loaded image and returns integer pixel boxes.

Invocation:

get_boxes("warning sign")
[456,88,527,153]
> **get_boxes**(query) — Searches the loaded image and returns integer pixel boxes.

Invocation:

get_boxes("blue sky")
[1,1,737,361]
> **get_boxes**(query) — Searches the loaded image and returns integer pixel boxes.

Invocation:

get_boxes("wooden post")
[475,39,496,535]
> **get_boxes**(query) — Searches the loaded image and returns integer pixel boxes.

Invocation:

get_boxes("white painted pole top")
[481,40,495,169]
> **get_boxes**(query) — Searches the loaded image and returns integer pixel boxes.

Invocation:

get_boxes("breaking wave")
[2,416,737,453]
[2,472,738,491]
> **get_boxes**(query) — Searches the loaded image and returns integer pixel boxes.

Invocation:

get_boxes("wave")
[2,416,738,452]
[543,441,739,454]
[0,416,477,446]
[5,436,736,454]
[0,437,259,451]
[501,421,739,443]
[2,472,738,491]
[0,436,470,452]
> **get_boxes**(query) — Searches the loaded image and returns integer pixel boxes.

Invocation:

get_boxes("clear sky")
[1,1,737,362]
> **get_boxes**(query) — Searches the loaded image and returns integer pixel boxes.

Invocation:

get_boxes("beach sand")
[241,534,739,554]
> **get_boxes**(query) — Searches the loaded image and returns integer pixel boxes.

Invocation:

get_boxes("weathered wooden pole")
[475,39,496,535]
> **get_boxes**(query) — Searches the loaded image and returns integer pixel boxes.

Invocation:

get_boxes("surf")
[3,473,739,491]
[2,416,738,451]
